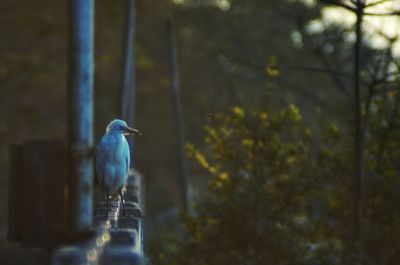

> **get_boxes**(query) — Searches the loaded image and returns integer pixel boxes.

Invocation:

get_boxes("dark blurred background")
[1,0,400,264]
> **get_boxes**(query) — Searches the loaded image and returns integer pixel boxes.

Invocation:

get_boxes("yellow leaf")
[259,112,268,121]
[287,104,302,121]
[231,106,245,118]
[218,172,229,182]
[241,138,255,148]
[265,67,280,77]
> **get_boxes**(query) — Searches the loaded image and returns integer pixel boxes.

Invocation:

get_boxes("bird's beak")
[124,126,142,136]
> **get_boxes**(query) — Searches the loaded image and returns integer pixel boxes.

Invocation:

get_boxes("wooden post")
[8,144,22,242]
[8,141,68,248]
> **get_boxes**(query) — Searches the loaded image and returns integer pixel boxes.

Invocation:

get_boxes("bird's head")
[106,119,142,136]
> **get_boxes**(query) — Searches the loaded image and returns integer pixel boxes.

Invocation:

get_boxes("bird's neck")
[108,131,123,136]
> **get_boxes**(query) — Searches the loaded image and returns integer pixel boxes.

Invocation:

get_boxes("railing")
[4,142,145,265]
[53,170,144,265]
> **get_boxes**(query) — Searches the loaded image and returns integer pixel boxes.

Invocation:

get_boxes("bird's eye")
[119,125,125,130]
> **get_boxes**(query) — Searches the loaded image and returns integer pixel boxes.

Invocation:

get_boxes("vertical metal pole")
[68,0,94,231]
[119,0,136,164]
[353,0,364,249]
[166,19,188,212]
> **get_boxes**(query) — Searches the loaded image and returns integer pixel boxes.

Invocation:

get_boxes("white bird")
[96,119,141,218]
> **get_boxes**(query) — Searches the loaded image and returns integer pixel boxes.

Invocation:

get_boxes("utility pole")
[119,0,137,163]
[166,19,188,213]
[68,0,94,232]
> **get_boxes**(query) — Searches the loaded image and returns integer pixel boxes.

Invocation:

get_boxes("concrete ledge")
[52,246,87,265]
[0,245,49,265]
[100,229,143,265]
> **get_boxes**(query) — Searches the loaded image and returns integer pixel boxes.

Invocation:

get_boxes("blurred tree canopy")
[156,100,400,265]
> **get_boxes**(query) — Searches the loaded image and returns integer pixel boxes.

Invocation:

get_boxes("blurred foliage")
[0,0,399,256]
[154,99,400,264]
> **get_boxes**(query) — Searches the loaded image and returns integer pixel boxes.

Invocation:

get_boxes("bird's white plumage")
[96,119,131,196]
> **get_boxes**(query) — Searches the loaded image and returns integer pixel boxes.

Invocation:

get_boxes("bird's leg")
[105,191,109,219]
[119,187,131,218]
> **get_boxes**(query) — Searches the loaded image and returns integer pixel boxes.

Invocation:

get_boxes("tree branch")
[364,11,400,16]
[319,0,357,12]
[282,65,368,86]
[295,18,353,98]
[365,0,391,8]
